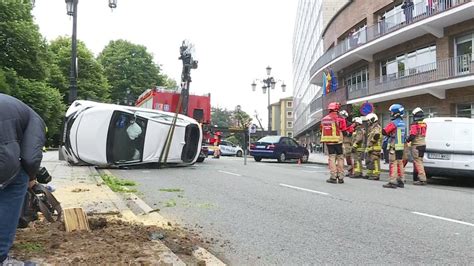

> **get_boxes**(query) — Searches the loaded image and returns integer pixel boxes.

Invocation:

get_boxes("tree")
[98,39,164,105]
[49,37,110,103]
[0,1,50,81]
[0,2,66,145]
[211,107,233,128]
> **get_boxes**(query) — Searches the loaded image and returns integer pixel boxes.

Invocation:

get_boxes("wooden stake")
[63,207,90,232]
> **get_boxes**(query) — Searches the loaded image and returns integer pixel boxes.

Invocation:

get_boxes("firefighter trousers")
[389,149,405,183]
[411,145,426,182]
[327,144,344,179]
[366,151,381,178]
[352,150,364,176]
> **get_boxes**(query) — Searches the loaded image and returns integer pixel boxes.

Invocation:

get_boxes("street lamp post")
[65,0,117,104]
[251,66,286,134]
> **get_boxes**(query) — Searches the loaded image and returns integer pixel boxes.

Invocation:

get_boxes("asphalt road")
[111,157,474,265]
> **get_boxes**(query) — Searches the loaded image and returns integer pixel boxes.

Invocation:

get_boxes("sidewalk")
[308,152,414,174]
[38,151,186,265]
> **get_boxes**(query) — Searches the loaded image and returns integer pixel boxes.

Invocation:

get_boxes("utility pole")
[178,40,198,115]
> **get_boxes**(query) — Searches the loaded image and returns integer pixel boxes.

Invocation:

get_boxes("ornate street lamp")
[251,66,286,134]
[65,0,117,104]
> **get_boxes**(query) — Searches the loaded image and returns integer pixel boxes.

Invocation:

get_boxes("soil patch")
[12,216,208,264]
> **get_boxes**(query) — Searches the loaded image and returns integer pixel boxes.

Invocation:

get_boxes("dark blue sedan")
[250,136,309,163]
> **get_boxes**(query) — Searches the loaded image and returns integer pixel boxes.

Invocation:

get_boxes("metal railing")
[347,54,473,100]
[310,0,470,77]
[309,96,323,114]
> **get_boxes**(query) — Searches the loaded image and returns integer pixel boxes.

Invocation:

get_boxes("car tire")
[196,157,205,162]
[236,150,243,157]
[301,153,309,163]
[277,152,286,163]
[254,156,262,162]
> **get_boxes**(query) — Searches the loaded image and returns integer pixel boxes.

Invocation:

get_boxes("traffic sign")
[249,124,257,134]
[360,102,374,116]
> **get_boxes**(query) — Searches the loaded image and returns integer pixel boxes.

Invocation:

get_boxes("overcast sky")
[32,0,297,128]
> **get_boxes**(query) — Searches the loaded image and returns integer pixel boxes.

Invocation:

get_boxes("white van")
[423,117,474,178]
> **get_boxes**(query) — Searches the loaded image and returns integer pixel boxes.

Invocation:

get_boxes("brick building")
[294,0,474,139]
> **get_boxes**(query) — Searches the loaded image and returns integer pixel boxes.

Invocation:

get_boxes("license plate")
[256,145,266,149]
[427,153,451,160]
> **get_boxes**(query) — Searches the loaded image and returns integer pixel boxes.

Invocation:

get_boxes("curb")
[100,169,226,266]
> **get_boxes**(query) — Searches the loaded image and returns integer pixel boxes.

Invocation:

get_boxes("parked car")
[423,117,474,178]
[205,140,244,157]
[219,140,244,157]
[250,136,309,163]
[61,100,202,167]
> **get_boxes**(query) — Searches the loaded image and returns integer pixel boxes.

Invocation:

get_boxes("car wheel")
[254,156,262,162]
[301,153,309,163]
[277,152,286,163]
[236,150,243,157]
[196,157,205,162]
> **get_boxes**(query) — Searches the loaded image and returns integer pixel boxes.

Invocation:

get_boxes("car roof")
[425,117,474,124]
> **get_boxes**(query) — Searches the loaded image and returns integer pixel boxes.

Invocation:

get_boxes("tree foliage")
[49,37,110,103]
[211,107,233,127]
[0,1,50,80]
[98,39,166,104]
[0,2,66,145]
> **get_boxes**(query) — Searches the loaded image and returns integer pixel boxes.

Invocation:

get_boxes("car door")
[280,137,294,158]
[289,138,304,159]
[425,119,454,169]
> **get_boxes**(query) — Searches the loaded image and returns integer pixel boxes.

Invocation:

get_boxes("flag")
[330,69,338,92]
[322,72,327,96]
[326,71,331,94]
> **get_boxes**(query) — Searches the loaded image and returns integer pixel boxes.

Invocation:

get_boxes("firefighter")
[320,102,347,184]
[213,131,222,158]
[339,110,355,177]
[407,107,428,185]
[364,113,382,180]
[382,104,406,188]
[350,117,365,178]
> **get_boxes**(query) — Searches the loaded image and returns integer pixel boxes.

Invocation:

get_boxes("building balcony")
[345,55,474,104]
[310,0,474,85]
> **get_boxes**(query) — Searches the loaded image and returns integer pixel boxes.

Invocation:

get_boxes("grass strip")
[101,174,137,193]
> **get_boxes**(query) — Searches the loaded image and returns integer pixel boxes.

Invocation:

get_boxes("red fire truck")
[135,87,211,125]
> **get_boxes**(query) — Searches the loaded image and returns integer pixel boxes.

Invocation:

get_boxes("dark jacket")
[0,94,46,189]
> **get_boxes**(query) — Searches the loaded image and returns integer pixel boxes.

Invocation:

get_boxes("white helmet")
[354,117,363,125]
[366,113,378,123]
[339,110,349,118]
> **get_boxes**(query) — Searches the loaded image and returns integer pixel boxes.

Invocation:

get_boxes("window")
[287,131,293,138]
[345,67,369,92]
[456,103,474,118]
[287,111,293,118]
[107,111,147,164]
[287,101,293,108]
[380,45,437,80]
[287,121,293,128]
[455,32,473,74]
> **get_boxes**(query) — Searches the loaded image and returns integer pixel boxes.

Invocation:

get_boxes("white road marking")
[302,170,328,173]
[412,212,474,227]
[218,170,242,176]
[303,165,325,169]
[279,183,330,196]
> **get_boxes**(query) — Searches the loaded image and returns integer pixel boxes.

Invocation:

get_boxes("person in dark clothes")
[0,94,46,264]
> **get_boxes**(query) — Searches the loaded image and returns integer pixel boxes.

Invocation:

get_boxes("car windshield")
[257,136,281,143]
[107,111,147,164]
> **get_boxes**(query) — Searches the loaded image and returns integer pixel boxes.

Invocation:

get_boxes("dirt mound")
[12,216,206,264]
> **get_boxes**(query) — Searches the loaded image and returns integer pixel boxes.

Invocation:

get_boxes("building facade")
[271,97,294,137]
[308,0,474,129]
[292,0,348,143]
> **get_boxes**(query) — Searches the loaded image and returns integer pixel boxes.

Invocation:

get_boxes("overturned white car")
[61,100,202,167]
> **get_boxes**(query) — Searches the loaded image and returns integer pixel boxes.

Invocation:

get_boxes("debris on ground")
[12,215,209,264]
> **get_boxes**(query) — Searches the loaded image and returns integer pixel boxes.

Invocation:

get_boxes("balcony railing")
[309,96,323,114]
[346,54,474,100]
[310,0,470,77]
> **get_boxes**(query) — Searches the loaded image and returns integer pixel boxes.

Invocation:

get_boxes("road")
[110,157,474,265]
